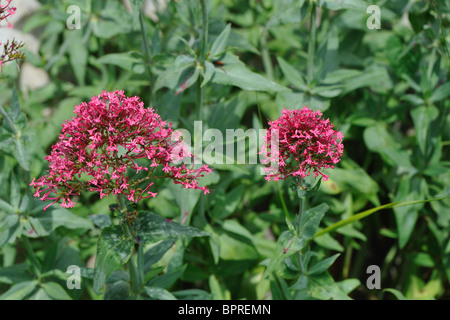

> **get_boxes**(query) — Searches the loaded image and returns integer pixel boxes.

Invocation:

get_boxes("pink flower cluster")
[259,107,343,183]
[0,0,16,28]
[31,91,211,210]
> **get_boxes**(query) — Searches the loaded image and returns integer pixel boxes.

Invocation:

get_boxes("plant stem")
[199,0,208,65]
[117,195,142,296]
[22,237,41,277]
[306,2,316,84]
[297,179,306,234]
[261,34,274,80]
[139,10,154,106]
[196,80,204,121]
[276,181,293,225]
[196,0,209,121]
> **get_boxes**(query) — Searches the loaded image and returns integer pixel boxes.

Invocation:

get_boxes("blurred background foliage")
[0,0,449,300]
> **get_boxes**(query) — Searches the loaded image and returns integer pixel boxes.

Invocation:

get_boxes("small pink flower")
[260,106,343,182]
[31,90,211,210]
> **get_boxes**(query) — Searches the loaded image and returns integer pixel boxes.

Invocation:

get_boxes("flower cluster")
[0,0,16,28]
[0,39,25,68]
[259,107,343,183]
[0,1,25,69]
[31,90,211,210]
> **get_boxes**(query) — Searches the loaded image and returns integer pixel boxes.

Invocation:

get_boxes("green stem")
[261,34,274,80]
[306,2,316,84]
[297,179,305,233]
[22,237,41,277]
[117,195,141,296]
[276,182,292,224]
[196,80,204,121]
[199,0,209,64]
[313,196,449,239]
[139,10,154,106]
[196,0,209,121]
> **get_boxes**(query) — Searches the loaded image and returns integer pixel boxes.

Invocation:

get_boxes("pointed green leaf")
[143,239,174,272]
[298,203,329,239]
[212,53,287,92]
[277,56,306,88]
[263,230,305,278]
[410,105,439,156]
[210,24,231,59]
[0,214,22,246]
[144,287,177,300]
[41,282,72,300]
[93,226,134,294]
[430,82,450,102]
[89,214,112,230]
[308,253,340,275]
[201,61,216,87]
[136,211,210,244]
[306,272,352,300]
[0,280,38,300]
[394,176,427,249]
[318,0,369,11]
[31,207,94,236]
[96,52,145,73]
[383,288,409,300]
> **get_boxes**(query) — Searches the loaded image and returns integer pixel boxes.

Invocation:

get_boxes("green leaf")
[0,280,38,300]
[410,105,439,156]
[143,240,174,272]
[41,282,72,300]
[148,265,186,289]
[104,280,130,300]
[298,203,329,239]
[211,184,245,221]
[89,214,112,230]
[0,100,32,171]
[0,198,14,213]
[263,231,305,278]
[0,264,33,284]
[291,274,308,290]
[96,52,145,73]
[430,82,450,102]
[363,124,414,170]
[175,66,200,95]
[277,56,306,88]
[30,207,94,236]
[212,53,287,92]
[336,279,361,294]
[313,196,448,239]
[303,272,351,300]
[340,66,392,94]
[308,253,340,275]
[135,211,210,244]
[394,176,427,249]
[318,0,369,11]
[0,215,22,246]
[154,55,196,91]
[210,24,231,59]
[209,275,231,300]
[144,287,177,300]
[201,61,216,87]
[93,226,134,294]
[383,288,409,300]
[68,30,88,86]
[172,289,213,300]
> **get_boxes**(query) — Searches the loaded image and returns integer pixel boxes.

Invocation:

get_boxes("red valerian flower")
[31,90,211,210]
[259,107,343,183]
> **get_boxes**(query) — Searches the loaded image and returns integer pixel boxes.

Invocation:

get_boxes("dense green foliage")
[0,0,449,300]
